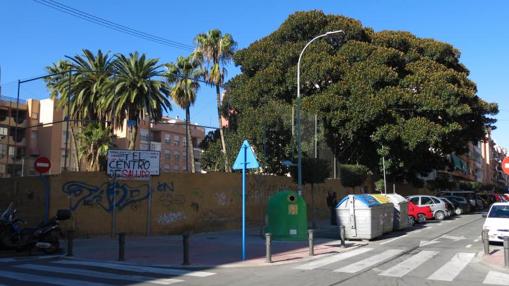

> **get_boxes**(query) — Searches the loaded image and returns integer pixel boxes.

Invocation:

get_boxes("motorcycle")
[0,202,71,254]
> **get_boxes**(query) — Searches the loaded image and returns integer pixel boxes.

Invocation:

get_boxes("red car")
[407,201,433,226]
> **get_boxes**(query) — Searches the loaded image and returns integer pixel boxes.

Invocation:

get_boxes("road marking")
[0,270,110,286]
[53,260,215,277]
[441,235,466,241]
[380,250,438,278]
[380,235,408,245]
[17,264,183,285]
[465,244,472,248]
[474,238,480,243]
[419,240,440,247]
[483,271,509,285]
[427,252,475,281]
[335,249,404,273]
[295,248,373,270]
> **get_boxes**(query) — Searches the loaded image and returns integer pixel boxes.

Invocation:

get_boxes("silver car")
[407,195,449,220]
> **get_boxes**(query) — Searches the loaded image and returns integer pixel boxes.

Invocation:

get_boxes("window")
[0,145,6,158]
[175,154,180,161]
[164,150,171,160]
[421,197,433,205]
[409,197,419,205]
[431,197,441,204]
[164,134,171,144]
[140,128,149,141]
[0,127,7,136]
[488,206,509,218]
[8,146,15,157]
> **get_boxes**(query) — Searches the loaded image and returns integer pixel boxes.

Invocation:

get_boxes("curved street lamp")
[296,30,344,195]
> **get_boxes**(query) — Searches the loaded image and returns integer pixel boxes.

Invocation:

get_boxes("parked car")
[407,201,433,226]
[407,195,449,220]
[440,197,460,216]
[442,195,472,214]
[495,194,508,202]
[439,191,481,210]
[482,202,509,242]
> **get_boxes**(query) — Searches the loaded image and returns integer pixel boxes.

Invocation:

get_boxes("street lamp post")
[296,30,344,195]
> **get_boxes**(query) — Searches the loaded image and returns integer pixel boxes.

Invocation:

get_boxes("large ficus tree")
[215,10,498,182]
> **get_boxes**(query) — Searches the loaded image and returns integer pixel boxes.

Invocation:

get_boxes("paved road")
[0,213,507,285]
[205,213,509,286]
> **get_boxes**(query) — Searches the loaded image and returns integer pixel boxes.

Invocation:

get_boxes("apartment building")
[0,96,41,177]
[114,116,206,173]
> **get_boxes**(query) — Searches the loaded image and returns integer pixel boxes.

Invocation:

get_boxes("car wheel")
[417,213,427,223]
[408,216,415,226]
[435,210,445,221]
[455,208,462,215]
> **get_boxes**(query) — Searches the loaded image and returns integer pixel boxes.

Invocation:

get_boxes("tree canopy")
[209,10,497,182]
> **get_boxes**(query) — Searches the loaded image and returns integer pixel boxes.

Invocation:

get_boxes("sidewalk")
[481,245,509,271]
[69,223,365,268]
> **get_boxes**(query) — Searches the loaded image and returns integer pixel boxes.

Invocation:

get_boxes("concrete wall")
[1,172,419,236]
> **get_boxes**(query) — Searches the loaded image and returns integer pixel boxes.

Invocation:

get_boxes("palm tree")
[165,55,206,173]
[105,52,171,150]
[77,123,115,171]
[194,29,236,172]
[46,49,114,122]
[45,49,115,171]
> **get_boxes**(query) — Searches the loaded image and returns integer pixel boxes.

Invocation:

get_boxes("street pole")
[64,69,71,171]
[382,156,387,194]
[297,30,344,195]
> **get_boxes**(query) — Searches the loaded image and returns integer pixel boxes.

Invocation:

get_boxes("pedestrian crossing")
[295,247,508,285]
[0,258,216,285]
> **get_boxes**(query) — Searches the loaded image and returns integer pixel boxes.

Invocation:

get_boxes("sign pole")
[232,140,259,261]
[242,145,247,260]
[146,179,152,236]
[111,173,117,238]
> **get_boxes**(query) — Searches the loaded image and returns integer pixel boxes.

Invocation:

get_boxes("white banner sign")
[107,150,160,180]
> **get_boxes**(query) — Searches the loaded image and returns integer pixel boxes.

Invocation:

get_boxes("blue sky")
[1,0,508,146]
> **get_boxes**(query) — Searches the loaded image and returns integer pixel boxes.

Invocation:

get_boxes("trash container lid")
[385,193,407,203]
[337,194,381,208]
[370,194,392,204]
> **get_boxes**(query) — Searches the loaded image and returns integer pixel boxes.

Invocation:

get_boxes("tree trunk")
[186,107,196,173]
[216,84,230,172]
[128,123,138,150]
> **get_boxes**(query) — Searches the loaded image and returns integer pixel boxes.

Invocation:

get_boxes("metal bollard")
[182,233,190,265]
[265,233,272,263]
[340,225,346,247]
[308,229,314,256]
[482,229,490,255]
[66,230,74,257]
[118,233,125,261]
[504,237,509,268]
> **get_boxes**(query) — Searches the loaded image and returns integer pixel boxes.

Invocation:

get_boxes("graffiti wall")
[1,172,385,236]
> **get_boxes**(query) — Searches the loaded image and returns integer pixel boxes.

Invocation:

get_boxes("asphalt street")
[0,213,507,286]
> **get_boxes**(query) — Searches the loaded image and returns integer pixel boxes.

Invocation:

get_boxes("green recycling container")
[265,189,308,241]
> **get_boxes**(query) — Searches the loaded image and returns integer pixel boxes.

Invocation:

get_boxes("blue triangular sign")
[232,140,260,170]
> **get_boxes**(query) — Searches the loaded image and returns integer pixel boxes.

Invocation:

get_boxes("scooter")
[0,203,71,254]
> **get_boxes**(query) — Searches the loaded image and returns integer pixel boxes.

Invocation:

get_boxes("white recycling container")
[335,194,385,240]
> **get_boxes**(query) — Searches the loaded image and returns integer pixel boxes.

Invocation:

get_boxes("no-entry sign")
[502,157,509,175]
[34,157,51,174]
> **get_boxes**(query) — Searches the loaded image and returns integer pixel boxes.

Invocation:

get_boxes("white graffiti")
[157,212,185,225]
[215,192,228,206]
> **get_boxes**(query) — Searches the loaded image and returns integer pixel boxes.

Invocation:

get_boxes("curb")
[477,250,509,273]
[62,242,369,269]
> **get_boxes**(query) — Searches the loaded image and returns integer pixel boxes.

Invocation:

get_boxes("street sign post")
[502,157,509,175]
[34,156,51,174]
[107,150,160,180]
[232,140,259,260]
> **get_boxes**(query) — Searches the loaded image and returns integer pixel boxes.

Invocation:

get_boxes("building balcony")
[8,137,26,146]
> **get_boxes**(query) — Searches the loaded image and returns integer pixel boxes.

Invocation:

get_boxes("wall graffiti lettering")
[157,212,185,225]
[62,180,175,213]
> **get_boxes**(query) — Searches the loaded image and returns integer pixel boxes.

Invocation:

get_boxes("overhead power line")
[32,0,194,51]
